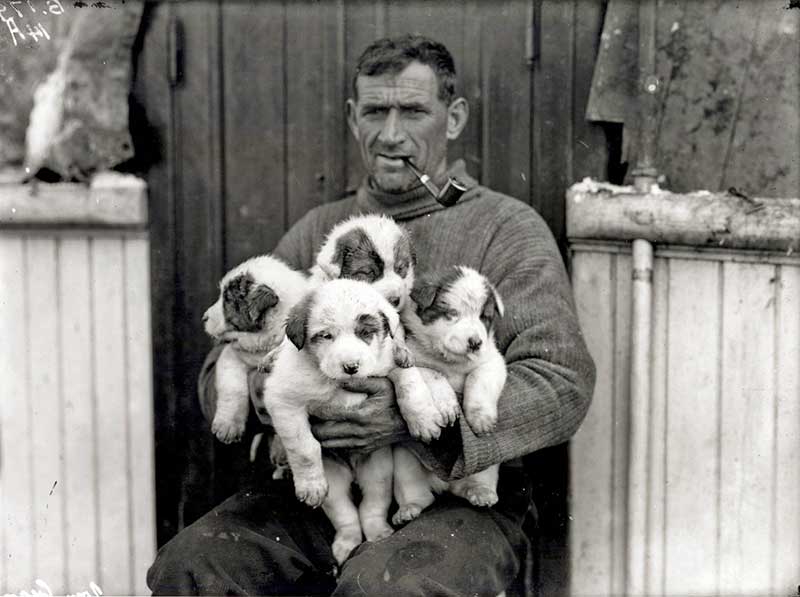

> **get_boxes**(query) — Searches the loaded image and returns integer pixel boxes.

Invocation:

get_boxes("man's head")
[347,35,469,194]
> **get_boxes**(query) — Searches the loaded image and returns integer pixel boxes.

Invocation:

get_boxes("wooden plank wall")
[570,244,800,596]
[132,1,610,561]
[0,231,156,596]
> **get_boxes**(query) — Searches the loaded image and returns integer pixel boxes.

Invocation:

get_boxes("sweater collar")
[355,159,481,220]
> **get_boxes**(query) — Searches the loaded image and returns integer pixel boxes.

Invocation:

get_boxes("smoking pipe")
[402,158,467,207]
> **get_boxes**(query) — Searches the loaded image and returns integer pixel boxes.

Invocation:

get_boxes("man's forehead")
[355,62,439,103]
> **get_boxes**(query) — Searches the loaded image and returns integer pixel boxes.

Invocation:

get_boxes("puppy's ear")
[223,273,261,332]
[410,281,439,312]
[480,280,505,329]
[378,307,401,339]
[247,284,279,325]
[285,294,313,350]
[314,234,344,280]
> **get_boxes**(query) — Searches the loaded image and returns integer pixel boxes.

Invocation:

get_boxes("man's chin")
[371,172,417,194]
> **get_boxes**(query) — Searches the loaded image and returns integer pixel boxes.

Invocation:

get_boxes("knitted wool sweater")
[260,163,596,480]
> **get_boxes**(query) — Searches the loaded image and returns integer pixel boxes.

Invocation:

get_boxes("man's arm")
[415,206,596,479]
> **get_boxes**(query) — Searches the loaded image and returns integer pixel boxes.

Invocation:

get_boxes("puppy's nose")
[388,295,401,308]
[467,337,483,352]
[342,362,360,375]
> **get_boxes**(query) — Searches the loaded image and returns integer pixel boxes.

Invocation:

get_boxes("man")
[147,35,595,596]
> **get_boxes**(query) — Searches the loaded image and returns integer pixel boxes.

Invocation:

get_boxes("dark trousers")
[147,465,535,596]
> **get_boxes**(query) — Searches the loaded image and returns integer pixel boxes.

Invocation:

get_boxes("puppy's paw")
[211,415,246,444]
[269,435,288,467]
[433,392,461,427]
[465,485,498,507]
[393,343,414,368]
[404,410,444,443]
[392,503,424,526]
[332,529,362,565]
[363,521,394,542]
[464,405,497,436]
[294,476,329,508]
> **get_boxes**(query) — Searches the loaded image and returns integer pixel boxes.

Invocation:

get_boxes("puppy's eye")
[312,331,333,342]
[445,309,459,321]
[395,262,409,278]
[351,271,372,282]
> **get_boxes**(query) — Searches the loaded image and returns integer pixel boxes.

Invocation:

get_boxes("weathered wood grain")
[567,184,800,253]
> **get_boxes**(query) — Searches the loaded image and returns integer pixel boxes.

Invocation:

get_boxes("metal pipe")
[627,238,654,595]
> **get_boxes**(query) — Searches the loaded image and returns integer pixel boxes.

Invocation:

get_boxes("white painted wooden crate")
[567,182,800,597]
[0,175,155,596]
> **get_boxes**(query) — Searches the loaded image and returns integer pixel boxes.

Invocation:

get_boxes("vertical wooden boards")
[480,0,532,202]
[570,249,628,596]
[171,1,224,526]
[0,231,155,595]
[286,1,347,224]
[222,1,288,265]
[718,262,776,594]
[533,1,574,240]
[773,264,800,596]
[131,1,180,547]
[91,237,132,593]
[59,237,97,591]
[0,235,34,591]
[663,258,721,595]
[26,237,67,593]
[124,238,157,596]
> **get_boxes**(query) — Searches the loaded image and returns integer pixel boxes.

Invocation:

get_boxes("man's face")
[347,62,454,194]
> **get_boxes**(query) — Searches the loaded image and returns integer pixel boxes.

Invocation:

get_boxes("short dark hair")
[352,35,457,105]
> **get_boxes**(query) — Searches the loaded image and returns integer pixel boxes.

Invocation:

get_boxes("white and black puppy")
[262,278,412,564]
[392,265,507,525]
[202,255,309,444]
[311,213,457,441]
[311,213,415,310]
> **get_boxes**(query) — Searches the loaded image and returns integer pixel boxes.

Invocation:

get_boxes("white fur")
[392,266,507,525]
[202,254,309,443]
[311,214,415,310]
[262,279,411,563]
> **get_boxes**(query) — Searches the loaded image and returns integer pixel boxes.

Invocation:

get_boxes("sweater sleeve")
[415,205,596,479]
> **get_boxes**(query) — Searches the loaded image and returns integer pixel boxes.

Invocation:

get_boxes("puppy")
[262,278,413,563]
[312,213,457,440]
[392,266,507,525]
[202,255,309,444]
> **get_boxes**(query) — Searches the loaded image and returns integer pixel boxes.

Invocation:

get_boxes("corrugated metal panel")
[0,231,155,596]
[570,243,800,596]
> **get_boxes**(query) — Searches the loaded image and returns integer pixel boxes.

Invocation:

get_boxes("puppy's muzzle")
[342,362,360,375]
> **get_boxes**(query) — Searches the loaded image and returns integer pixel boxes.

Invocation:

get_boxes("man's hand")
[310,377,411,453]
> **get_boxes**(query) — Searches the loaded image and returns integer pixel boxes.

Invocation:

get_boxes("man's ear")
[346,99,360,141]
[446,97,469,141]
[285,294,313,350]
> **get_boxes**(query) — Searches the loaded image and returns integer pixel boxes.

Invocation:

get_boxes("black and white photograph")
[0,1,798,595]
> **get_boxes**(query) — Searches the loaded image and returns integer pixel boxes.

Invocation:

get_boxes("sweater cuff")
[408,416,502,481]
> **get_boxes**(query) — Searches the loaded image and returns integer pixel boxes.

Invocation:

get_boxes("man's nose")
[378,109,404,144]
